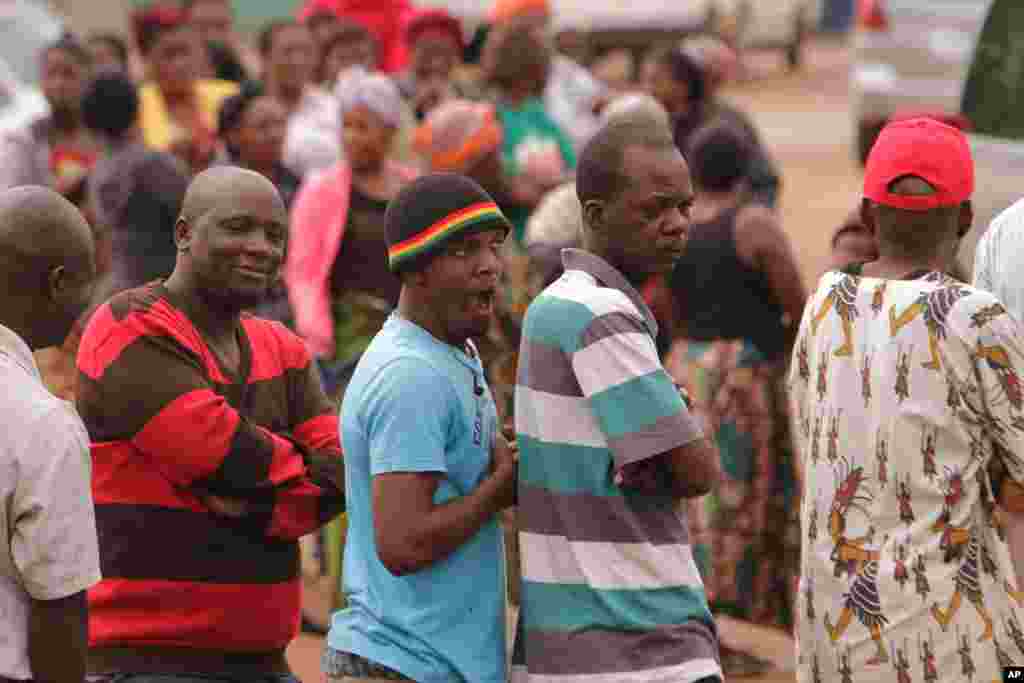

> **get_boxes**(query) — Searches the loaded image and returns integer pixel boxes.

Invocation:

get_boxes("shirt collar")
[0,323,40,380]
[561,248,659,338]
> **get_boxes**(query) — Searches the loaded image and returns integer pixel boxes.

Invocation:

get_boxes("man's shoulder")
[354,328,451,390]
[79,284,201,373]
[0,360,70,433]
[88,284,176,335]
[526,275,639,342]
[944,283,1017,333]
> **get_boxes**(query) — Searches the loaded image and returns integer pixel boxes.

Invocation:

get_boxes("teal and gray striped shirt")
[512,249,722,683]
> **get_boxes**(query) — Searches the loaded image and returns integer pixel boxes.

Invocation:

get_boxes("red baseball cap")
[864,117,974,211]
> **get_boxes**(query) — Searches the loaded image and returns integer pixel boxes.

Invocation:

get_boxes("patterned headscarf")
[414,99,502,173]
[334,66,404,128]
[489,0,550,24]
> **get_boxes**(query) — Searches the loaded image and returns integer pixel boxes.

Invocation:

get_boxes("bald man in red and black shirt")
[76,167,344,682]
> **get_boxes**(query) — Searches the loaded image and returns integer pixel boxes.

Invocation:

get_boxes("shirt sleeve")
[76,306,344,540]
[571,306,702,470]
[361,357,452,478]
[972,224,996,294]
[956,294,1024,509]
[11,406,101,601]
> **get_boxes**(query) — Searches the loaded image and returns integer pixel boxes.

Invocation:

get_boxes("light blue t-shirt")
[327,314,506,683]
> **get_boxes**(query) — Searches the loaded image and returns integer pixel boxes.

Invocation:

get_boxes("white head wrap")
[334,66,404,129]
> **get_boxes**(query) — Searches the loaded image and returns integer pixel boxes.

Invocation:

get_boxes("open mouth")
[470,289,497,317]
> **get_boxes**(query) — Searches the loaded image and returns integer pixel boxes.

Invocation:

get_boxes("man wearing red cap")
[789,117,1024,682]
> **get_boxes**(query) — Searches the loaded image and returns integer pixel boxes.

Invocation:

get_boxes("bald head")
[182,166,284,223]
[168,166,289,313]
[0,186,96,349]
[0,186,93,278]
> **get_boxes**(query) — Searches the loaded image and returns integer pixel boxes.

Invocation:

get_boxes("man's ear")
[46,264,66,303]
[174,216,193,251]
[958,200,973,239]
[581,199,606,234]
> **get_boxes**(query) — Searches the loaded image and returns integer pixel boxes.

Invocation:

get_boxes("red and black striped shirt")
[76,283,344,655]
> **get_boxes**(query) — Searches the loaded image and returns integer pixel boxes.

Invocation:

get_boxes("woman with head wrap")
[641,42,781,208]
[286,68,418,618]
[286,67,419,399]
[133,3,239,174]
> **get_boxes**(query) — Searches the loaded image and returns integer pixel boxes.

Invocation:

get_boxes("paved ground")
[286,36,861,683]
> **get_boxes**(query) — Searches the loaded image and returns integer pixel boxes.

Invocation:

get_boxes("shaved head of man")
[166,166,288,315]
[0,185,95,349]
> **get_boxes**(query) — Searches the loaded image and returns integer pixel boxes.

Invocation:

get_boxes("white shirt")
[974,196,1024,322]
[283,86,341,179]
[0,323,101,680]
[544,55,607,154]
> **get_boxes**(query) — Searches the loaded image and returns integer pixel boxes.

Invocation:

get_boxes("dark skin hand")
[29,590,88,683]
[374,434,517,576]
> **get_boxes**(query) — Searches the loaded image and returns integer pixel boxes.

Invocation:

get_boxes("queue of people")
[4,1,1024,683]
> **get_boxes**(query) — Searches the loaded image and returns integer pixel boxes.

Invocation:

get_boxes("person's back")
[0,186,101,683]
[672,204,787,358]
[790,117,1024,682]
[795,268,1024,666]
[90,146,188,294]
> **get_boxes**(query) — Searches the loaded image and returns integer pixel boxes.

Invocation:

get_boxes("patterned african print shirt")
[789,268,1024,683]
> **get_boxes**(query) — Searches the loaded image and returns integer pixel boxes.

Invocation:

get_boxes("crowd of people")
[3,0,1024,683]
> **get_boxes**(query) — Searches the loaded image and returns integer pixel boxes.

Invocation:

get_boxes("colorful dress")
[790,268,1024,682]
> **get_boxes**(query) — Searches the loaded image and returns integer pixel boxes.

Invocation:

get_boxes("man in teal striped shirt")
[512,117,722,682]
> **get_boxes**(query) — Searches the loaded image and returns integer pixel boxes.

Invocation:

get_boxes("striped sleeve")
[270,336,345,537]
[570,307,702,470]
[77,302,343,540]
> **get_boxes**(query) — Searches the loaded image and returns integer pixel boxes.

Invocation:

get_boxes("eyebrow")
[649,191,694,204]
[219,214,288,230]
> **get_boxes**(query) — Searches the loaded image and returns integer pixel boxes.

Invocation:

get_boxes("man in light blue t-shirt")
[324,174,517,683]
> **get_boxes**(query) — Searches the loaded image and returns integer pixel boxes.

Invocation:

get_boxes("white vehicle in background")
[849,0,990,164]
[416,0,712,63]
[0,0,64,135]
[415,0,711,34]
[708,0,823,68]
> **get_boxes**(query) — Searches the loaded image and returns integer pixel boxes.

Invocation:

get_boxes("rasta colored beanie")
[385,173,511,272]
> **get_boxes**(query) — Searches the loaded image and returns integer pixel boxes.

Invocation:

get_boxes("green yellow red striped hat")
[385,173,511,272]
